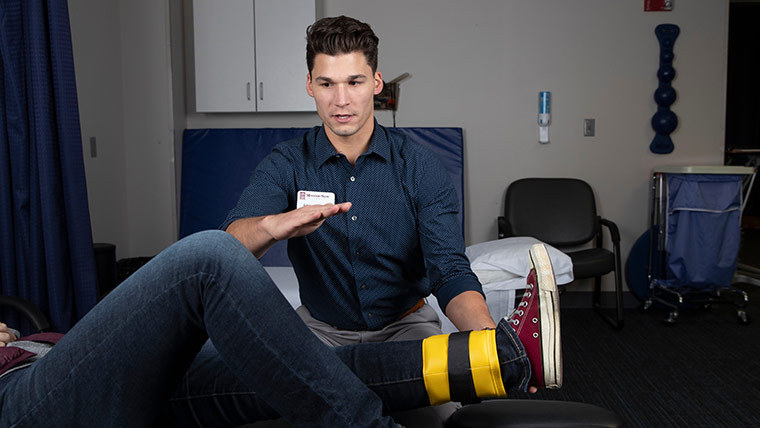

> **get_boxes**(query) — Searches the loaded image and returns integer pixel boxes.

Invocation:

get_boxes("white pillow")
[466,237,574,285]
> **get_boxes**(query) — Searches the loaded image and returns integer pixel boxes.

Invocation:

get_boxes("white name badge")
[296,190,336,209]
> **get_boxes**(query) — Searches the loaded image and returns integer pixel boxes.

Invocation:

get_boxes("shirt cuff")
[433,273,484,314]
[219,217,238,231]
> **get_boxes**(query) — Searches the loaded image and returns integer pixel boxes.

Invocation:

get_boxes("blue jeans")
[0,231,530,427]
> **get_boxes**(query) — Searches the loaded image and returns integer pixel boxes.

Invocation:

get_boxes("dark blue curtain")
[0,0,97,334]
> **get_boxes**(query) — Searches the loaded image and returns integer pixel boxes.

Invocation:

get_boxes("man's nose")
[335,84,350,106]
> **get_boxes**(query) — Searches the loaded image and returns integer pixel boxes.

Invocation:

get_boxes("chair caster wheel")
[663,310,678,325]
[737,310,751,325]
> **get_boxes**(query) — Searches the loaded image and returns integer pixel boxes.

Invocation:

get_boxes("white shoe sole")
[529,243,562,388]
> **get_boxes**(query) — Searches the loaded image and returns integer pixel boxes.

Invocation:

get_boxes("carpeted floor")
[509,283,760,427]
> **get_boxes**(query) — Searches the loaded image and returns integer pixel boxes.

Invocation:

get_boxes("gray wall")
[70,0,176,259]
[71,1,729,292]
[69,0,128,258]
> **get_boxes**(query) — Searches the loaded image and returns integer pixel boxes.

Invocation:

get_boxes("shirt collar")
[314,119,391,167]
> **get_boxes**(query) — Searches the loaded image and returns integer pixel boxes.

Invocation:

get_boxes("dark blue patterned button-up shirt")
[222,122,482,330]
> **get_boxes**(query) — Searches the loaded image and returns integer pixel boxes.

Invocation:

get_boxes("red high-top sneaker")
[507,243,562,388]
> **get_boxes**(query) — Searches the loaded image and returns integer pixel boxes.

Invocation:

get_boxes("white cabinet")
[253,1,314,112]
[193,0,314,112]
[193,0,255,112]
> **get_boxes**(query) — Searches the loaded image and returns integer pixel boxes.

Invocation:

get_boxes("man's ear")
[374,71,384,95]
[306,72,314,97]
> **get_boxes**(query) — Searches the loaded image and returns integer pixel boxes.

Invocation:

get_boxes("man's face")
[307,52,383,142]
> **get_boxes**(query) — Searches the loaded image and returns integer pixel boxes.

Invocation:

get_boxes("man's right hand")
[262,202,352,241]
[0,322,17,347]
[227,202,352,258]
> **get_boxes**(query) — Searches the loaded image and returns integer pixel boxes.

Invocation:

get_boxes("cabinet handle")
[246,82,251,101]
[259,82,263,100]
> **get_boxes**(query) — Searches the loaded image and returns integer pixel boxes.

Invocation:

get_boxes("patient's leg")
[0,230,396,428]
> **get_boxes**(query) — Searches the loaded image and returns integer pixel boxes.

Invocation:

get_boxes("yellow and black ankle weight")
[422,330,506,405]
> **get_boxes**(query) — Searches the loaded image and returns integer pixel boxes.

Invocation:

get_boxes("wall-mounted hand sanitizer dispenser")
[538,91,551,144]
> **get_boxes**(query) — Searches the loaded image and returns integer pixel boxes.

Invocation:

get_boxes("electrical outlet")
[583,119,595,137]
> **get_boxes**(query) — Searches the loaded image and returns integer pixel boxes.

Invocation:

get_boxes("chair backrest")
[0,296,51,333]
[503,178,598,247]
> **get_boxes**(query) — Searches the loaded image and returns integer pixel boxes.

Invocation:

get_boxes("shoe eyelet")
[532,332,539,338]
[511,319,520,325]
[519,301,528,307]
[517,310,524,316]
[524,292,531,298]
[532,318,538,324]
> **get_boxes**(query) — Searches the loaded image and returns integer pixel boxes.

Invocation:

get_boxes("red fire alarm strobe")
[645,0,673,12]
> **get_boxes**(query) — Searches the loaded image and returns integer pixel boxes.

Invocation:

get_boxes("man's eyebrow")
[314,74,367,83]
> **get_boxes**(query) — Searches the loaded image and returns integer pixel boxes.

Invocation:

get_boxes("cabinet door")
[254,0,315,112]
[193,0,256,112]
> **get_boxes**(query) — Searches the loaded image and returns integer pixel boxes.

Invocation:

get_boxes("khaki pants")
[296,302,443,345]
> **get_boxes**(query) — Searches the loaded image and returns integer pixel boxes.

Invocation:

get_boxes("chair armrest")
[0,296,51,333]
[497,216,507,239]
[599,218,621,243]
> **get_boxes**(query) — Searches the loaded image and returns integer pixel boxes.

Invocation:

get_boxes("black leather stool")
[444,400,622,428]
[93,242,117,299]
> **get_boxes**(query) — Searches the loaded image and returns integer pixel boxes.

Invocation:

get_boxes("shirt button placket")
[347,172,364,317]
[348,173,357,222]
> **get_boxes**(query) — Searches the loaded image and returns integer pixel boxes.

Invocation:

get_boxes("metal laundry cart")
[644,165,756,324]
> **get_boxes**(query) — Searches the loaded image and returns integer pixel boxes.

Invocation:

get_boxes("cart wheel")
[664,310,678,325]
[737,310,751,325]
[641,299,653,312]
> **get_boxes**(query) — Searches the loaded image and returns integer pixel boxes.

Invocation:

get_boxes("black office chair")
[497,178,624,329]
[0,295,51,333]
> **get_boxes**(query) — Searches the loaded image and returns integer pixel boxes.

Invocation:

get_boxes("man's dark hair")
[306,16,379,73]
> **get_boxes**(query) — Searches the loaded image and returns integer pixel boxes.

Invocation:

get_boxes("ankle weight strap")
[422,330,506,406]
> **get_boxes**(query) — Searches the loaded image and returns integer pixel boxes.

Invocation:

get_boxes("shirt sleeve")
[220,147,293,231]
[414,150,484,313]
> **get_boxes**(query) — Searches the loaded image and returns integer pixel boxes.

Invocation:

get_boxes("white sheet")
[264,266,301,308]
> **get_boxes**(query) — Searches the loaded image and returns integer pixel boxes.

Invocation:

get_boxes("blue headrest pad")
[180,127,464,266]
